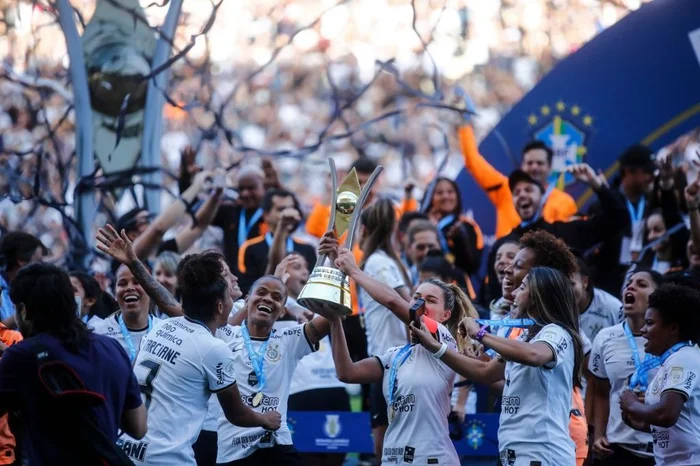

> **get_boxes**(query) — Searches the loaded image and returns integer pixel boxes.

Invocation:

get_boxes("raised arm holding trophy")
[297,159,383,318]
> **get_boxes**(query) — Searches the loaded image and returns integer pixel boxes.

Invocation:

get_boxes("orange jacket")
[0,324,22,465]
[458,125,577,238]
[507,328,587,460]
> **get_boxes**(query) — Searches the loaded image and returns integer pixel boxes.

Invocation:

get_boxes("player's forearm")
[128,259,183,317]
[347,268,410,323]
[231,407,268,428]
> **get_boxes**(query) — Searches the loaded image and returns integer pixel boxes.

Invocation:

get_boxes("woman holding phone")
[411,266,584,466]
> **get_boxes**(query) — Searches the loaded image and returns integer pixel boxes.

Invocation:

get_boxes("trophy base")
[297,267,353,318]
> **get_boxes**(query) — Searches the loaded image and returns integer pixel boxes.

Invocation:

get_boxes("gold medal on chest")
[252,392,263,408]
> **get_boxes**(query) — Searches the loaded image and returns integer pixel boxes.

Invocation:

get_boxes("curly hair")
[519,230,578,278]
[647,284,700,345]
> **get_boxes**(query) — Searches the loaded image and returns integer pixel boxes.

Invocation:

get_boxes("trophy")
[297,158,382,317]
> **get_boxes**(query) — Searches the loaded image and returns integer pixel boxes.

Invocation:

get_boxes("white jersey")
[361,250,409,357]
[645,345,700,466]
[498,324,576,466]
[588,323,656,457]
[92,312,158,360]
[83,315,103,329]
[579,288,623,342]
[376,323,459,466]
[120,317,237,465]
[215,323,316,463]
[579,332,592,399]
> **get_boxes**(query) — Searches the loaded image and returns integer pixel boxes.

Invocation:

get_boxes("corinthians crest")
[527,101,595,189]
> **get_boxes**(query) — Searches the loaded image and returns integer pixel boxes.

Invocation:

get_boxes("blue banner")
[287,411,499,456]
[457,0,700,243]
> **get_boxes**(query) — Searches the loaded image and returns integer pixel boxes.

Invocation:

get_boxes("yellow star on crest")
[528,114,537,125]
[583,115,593,126]
[571,105,581,116]
[556,101,565,111]
[540,105,550,116]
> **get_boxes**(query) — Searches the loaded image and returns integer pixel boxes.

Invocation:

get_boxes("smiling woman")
[91,264,155,363]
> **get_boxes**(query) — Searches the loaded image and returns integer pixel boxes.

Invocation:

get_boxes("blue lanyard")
[118,314,153,362]
[241,322,275,393]
[630,338,691,391]
[238,208,264,247]
[410,265,419,286]
[436,214,456,253]
[476,318,535,328]
[521,184,553,227]
[626,197,645,224]
[264,233,293,254]
[388,344,413,407]
[81,314,89,324]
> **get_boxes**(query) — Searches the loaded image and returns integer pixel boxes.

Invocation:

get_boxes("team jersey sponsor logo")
[500,448,516,466]
[685,371,696,390]
[670,367,684,384]
[231,431,267,448]
[117,438,149,462]
[403,445,415,463]
[215,362,225,385]
[502,396,521,415]
[240,393,279,412]
[652,429,670,448]
[389,394,416,415]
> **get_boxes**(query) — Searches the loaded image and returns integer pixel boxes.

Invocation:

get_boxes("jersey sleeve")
[376,347,400,371]
[532,324,573,369]
[365,255,406,290]
[202,340,237,392]
[661,350,700,401]
[588,330,608,379]
[282,324,316,362]
[581,332,592,356]
[435,325,459,380]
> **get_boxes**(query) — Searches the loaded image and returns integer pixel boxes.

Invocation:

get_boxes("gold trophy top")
[334,168,362,237]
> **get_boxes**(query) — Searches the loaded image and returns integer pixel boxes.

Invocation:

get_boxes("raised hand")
[318,231,340,262]
[278,207,301,234]
[180,145,201,178]
[274,254,303,283]
[96,224,138,265]
[408,320,441,353]
[569,163,603,190]
[334,247,359,276]
[458,316,481,339]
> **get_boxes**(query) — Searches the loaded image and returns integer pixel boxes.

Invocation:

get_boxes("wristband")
[476,325,490,342]
[432,342,448,360]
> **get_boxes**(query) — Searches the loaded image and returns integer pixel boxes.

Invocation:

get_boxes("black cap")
[115,208,152,233]
[508,169,545,193]
[618,144,655,174]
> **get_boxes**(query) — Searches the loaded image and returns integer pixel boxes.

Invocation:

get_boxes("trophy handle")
[315,158,338,267]
[344,166,383,250]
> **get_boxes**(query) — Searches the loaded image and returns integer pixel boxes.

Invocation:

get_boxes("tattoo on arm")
[129,260,183,316]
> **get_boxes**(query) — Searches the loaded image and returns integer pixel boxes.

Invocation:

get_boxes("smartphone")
[408,298,425,327]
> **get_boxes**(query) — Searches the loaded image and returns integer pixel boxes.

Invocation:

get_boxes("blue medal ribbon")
[241,322,275,394]
[626,197,646,224]
[81,314,89,324]
[521,184,553,228]
[629,328,691,391]
[264,232,293,254]
[475,318,535,328]
[388,344,413,409]
[118,313,153,362]
[238,208,264,247]
[436,214,456,253]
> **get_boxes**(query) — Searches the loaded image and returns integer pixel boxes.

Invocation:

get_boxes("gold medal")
[252,392,263,408]
[388,407,395,423]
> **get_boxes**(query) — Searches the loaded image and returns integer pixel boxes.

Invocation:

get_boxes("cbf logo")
[323,414,342,439]
[527,101,594,188]
[466,419,486,450]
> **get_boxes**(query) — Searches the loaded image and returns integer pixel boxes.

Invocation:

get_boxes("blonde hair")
[425,278,478,352]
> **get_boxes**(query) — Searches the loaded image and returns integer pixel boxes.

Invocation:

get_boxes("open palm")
[96,224,137,265]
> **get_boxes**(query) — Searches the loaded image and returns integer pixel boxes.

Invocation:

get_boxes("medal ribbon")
[629,329,691,391]
[475,318,535,328]
[241,322,275,394]
[388,344,413,410]
[238,208,264,247]
[264,232,293,254]
[118,313,153,362]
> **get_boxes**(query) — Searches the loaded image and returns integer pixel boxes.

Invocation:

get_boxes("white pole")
[141,0,184,214]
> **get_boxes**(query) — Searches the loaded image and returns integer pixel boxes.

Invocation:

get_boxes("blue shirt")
[0,332,142,466]
[0,274,15,321]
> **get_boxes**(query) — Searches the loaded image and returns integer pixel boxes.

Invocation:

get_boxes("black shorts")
[288,387,350,412]
[193,430,217,466]
[216,445,301,466]
[369,381,388,428]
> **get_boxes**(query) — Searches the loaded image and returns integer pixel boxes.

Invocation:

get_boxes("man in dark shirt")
[0,263,146,466]
[238,188,316,295]
[488,163,629,282]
